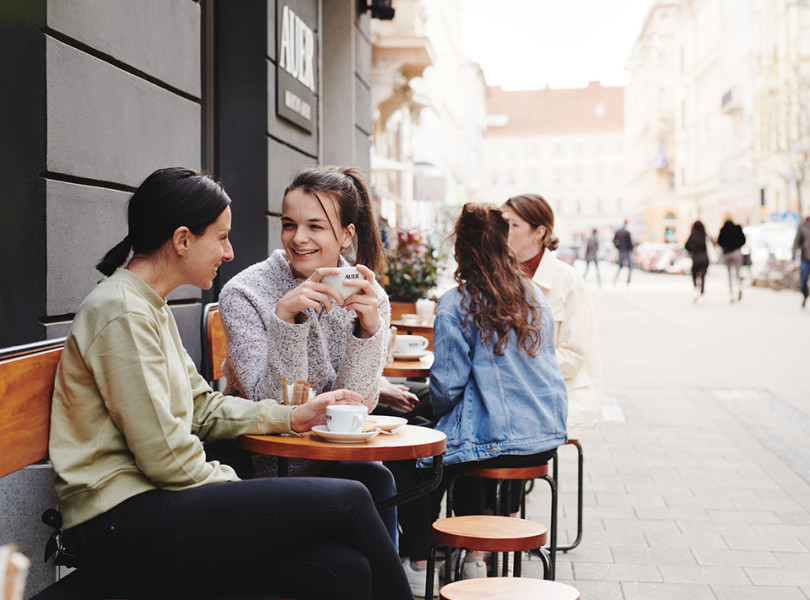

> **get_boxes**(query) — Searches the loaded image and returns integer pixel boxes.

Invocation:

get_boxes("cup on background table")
[415,298,436,324]
[393,334,429,355]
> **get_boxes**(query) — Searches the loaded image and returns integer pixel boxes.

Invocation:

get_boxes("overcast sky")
[461,0,654,90]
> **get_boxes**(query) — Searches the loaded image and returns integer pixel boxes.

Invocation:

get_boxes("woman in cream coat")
[503,193,603,439]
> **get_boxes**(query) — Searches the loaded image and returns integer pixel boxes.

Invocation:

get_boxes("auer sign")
[277,3,317,133]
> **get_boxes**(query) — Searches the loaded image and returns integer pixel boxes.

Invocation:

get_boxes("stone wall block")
[46,180,129,315]
[0,465,56,596]
[266,138,316,216]
[47,0,201,97]
[46,37,200,188]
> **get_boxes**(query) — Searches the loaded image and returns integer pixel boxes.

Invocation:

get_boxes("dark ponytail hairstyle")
[503,193,559,252]
[96,167,231,276]
[283,166,384,276]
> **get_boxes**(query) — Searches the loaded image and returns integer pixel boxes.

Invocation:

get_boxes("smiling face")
[502,209,545,263]
[184,206,234,289]
[281,188,354,278]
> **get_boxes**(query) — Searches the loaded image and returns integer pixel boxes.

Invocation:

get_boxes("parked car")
[633,243,673,272]
[742,222,797,286]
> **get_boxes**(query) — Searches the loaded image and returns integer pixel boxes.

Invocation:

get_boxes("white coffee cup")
[415,298,436,323]
[320,266,363,300]
[394,334,429,355]
[326,404,368,434]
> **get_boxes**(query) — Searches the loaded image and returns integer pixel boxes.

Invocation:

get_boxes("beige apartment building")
[479,83,627,250]
[626,0,758,243]
[626,0,810,243]
[754,0,810,222]
[370,0,486,237]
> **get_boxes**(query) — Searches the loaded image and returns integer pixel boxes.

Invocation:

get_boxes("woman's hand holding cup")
[289,389,363,433]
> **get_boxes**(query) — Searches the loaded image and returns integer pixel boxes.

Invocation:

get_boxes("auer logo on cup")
[345,273,360,280]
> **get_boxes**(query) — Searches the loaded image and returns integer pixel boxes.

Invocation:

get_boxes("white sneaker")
[462,557,488,579]
[439,550,490,582]
[403,558,438,598]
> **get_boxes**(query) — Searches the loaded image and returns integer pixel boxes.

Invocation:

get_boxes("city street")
[521,263,810,599]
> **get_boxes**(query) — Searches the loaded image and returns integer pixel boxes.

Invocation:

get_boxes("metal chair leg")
[557,440,584,553]
[426,541,438,600]
[540,466,558,580]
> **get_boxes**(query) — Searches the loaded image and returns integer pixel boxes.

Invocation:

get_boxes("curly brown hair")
[453,203,543,356]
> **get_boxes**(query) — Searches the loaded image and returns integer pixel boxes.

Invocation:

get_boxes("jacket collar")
[532,250,556,290]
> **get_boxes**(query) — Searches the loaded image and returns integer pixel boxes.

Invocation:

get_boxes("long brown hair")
[503,193,559,251]
[284,166,385,275]
[453,203,543,356]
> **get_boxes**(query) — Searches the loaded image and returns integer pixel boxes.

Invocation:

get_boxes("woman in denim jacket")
[428,203,568,514]
[396,204,567,591]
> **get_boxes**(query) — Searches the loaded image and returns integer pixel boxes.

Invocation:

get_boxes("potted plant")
[383,228,439,305]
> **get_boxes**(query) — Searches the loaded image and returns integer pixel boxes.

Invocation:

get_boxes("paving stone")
[744,567,810,586]
[567,580,623,600]
[621,581,717,600]
[555,540,614,563]
[676,519,756,537]
[723,530,807,552]
[644,530,729,550]
[635,505,710,520]
[705,509,782,523]
[611,546,696,566]
[710,585,807,600]
[595,492,667,508]
[692,548,780,568]
[772,551,810,569]
[659,564,749,584]
[572,561,662,582]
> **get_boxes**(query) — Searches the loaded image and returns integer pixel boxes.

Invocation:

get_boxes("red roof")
[486,82,624,136]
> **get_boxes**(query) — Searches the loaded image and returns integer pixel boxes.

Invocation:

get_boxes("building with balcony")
[753,0,810,222]
[370,0,487,238]
[478,82,627,249]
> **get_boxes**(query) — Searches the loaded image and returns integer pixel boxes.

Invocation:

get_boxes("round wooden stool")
[425,516,548,600]
[439,577,580,600]
[451,463,558,579]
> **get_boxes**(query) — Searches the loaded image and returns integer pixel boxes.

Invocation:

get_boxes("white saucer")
[367,416,407,432]
[311,425,380,443]
[393,350,429,361]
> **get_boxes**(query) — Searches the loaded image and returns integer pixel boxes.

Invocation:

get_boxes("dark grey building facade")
[0,0,373,594]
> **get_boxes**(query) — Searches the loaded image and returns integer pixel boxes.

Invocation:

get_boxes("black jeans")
[63,478,412,600]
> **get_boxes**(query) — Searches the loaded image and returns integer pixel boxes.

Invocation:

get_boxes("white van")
[742,222,797,286]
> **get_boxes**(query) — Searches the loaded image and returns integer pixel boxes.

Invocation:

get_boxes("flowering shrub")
[384,229,439,302]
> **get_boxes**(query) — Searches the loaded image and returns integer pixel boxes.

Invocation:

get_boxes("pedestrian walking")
[685,220,710,302]
[717,215,746,303]
[793,215,810,308]
[584,228,601,286]
[613,219,633,284]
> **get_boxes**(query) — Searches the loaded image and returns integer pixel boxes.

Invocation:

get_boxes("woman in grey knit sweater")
[218,166,398,542]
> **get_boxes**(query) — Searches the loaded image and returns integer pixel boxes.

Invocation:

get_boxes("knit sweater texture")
[219,250,390,407]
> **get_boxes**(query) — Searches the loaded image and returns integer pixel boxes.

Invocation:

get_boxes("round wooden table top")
[439,578,580,600]
[382,352,433,378]
[240,423,446,462]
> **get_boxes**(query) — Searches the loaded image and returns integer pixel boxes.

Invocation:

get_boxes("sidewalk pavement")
[518,265,810,599]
